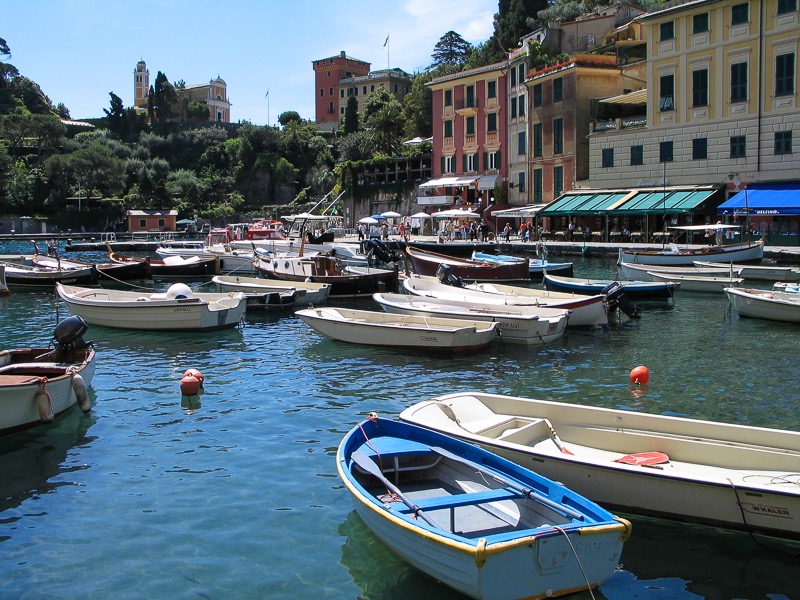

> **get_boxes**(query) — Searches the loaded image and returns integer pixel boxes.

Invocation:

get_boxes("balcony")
[592,115,646,132]
[455,97,479,116]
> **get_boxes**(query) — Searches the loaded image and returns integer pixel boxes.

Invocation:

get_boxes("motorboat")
[1,261,98,288]
[296,306,499,353]
[337,416,631,600]
[403,275,609,328]
[471,251,573,280]
[108,248,219,279]
[619,237,764,265]
[725,287,800,323]
[406,246,529,282]
[155,229,256,274]
[618,260,741,282]
[1,316,96,435]
[56,283,245,332]
[213,275,330,305]
[543,273,679,300]
[31,247,151,282]
[399,391,800,540]
[373,292,569,345]
[694,260,800,282]
[645,271,743,293]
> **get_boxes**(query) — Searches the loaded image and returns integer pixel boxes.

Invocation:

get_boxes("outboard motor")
[361,239,400,265]
[602,282,641,319]
[52,316,93,360]
[436,263,464,288]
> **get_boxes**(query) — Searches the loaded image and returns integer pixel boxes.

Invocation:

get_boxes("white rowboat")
[725,287,800,323]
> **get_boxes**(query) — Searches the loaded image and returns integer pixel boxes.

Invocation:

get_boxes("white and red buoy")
[180,368,204,408]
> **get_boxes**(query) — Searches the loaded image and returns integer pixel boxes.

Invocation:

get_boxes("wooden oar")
[350,451,438,528]
[429,446,584,520]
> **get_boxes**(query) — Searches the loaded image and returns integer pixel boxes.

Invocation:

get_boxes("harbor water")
[1,240,799,600]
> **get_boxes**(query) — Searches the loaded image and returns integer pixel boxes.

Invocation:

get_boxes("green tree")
[429,31,473,70]
[343,96,359,135]
[278,111,302,127]
[104,92,129,139]
[367,101,404,156]
[401,72,434,139]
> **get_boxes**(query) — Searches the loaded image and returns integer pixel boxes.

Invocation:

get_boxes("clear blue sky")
[4,0,495,125]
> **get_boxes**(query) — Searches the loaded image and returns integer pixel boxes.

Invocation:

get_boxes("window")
[363,86,367,95]
[553,118,564,154]
[518,131,526,155]
[692,138,708,159]
[466,116,475,136]
[444,89,452,107]
[533,123,543,157]
[444,119,453,138]
[518,95,525,117]
[659,74,675,110]
[601,148,614,168]
[776,53,795,96]
[465,153,478,172]
[487,151,499,170]
[730,135,746,158]
[631,145,643,166]
[488,80,496,99]
[340,89,344,98]
[731,3,749,25]
[659,141,674,162]
[444,155,454,173]
[139,219,146,228]
[511,97,517,118]
[778,0,797,14]
[692,69,709,107]
[660,21,675,41]
[533,169,543,203]
[329,87,333,96]
[518,64,525,84]
[775,131,793,155]
[511,67,517,87]
[553,166,564,198]
[533,84,542,107]
[466,85,475,107]
[487,112,497,132]
[330,101,334,114]
[517,171,526,192]
[158,219,165,228]
[693,12,709,33]
[553,78,563,102]
[319,88,324,97]
[731,62,748,102]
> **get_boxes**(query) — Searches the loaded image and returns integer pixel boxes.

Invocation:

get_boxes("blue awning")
[718,183,800,216]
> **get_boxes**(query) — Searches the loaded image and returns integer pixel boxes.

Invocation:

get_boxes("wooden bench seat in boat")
[0,373,42,385]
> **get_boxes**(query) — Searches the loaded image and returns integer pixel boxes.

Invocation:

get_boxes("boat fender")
[69,368,91,412]
[35,378,54,423]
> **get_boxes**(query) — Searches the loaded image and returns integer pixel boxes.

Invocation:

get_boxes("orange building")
[312,51,371,132]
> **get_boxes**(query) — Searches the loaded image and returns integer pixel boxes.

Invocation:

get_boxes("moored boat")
[619,238,764,265]
[1,261,98,288]
[108,248,219,279]
[0,264,8,296]
[32,249,151,282]
[1,316,96,435]
[645,271,743,293]
[406,246,529,282]
[618,260,740,282]
[694,260,800,282]
[543,272,679,300]
[373,292,569,344]
[472,251,573,280]
[56,283,245,332]
[338,415,631,600]
[213,274,329,305]
[400,391,800,540]
[296,306,499,352]
[725,287,800,323]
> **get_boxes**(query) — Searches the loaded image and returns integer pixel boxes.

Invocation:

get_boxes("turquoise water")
[1,241,799,600]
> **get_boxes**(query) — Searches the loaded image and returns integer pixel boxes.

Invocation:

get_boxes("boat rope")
[552,525,596,600]
[741,473,800,487]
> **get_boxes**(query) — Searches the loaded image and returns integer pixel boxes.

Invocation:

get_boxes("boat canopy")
[669,224,740,231]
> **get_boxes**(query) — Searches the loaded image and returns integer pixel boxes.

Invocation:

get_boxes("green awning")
[539,191,630,216]
[614,187,720,214]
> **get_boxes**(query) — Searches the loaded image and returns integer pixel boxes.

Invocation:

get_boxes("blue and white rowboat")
[337,416,631,600]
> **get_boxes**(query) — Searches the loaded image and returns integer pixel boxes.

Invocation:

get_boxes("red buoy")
[180,374,201,396]
[629,365,650,385]
[183,368,204,385]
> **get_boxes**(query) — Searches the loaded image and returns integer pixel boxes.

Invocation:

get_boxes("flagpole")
[384,33,390,69]
[266,89,270,127]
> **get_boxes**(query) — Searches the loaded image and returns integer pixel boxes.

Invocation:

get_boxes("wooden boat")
[338,416,631,600]
[56,283,245,332]
[296,306,499,352]
[108,247,219,279]
[0,264,8,296]
[213,275,329,305]
[645,271,743,293]
[254,253,398,298]
[774,282,800,293]
[543,272,679,300]
[406,246,529,282]
[694,260,800,282]
[471,251,573,280]
[1,261,98,288]
[373,292,569,345]
[399,391,800,540]
[619,239,764,265]
[403,275,608,328]
[725,287,800,323]
[32,251,151,282]
[618,260,740,281]
[1,316,96,435]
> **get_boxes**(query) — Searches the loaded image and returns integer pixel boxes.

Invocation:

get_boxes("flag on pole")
[265,89,269,98]
[383,34,389,47]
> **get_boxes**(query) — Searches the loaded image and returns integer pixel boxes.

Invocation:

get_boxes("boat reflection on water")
[339,508,800,600]
[0,396,97,514]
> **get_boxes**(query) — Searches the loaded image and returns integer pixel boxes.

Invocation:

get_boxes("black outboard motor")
[436,264,464,288]
[602,282,641,319]
[52,316,93,359]
[361,239,400,264]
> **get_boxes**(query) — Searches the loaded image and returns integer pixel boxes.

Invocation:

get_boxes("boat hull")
[0,346,96,435]
[543,273,678,300]
[407,247,529,282]
[213,275,330,305]
[56,284,245,331]
[400,392,800,540]
[726,287,800,322]
[620,240,764,265]
[338,417,630,600]
[2,263,98,288]
[645,271,743,292]
[296,307,498,352]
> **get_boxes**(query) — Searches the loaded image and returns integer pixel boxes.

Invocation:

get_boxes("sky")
[4,0,496,125]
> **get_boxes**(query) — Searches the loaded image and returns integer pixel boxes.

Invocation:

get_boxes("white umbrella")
[381,211,402,218]
[359,217,379,224]
[410,212,432,218]
[430,209,481,219]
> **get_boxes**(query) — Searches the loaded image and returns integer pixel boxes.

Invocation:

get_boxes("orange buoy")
[180,374,201,396]
[629,365,650,385]
[183,368,204,385]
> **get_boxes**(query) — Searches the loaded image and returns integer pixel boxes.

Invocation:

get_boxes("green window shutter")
[462,154,467,171]
[440,156,445,173]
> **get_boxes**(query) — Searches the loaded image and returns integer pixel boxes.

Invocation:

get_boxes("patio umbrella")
[370,214,387,220]
[359,217,379,224]
[176,219,195,225]
[381,211,402,218]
